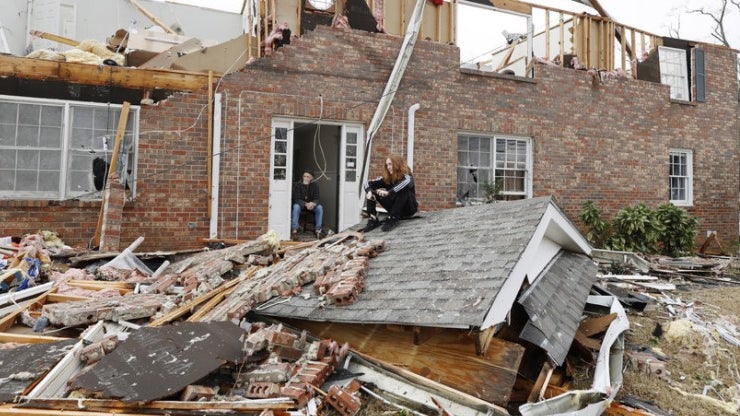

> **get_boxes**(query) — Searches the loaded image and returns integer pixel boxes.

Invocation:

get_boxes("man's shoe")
[381,217,399,232]
[361,218,381,233]
[291,229,298,241]
[315,229,324,239]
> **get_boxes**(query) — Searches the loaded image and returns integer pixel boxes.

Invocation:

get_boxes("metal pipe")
[407,103,420,170]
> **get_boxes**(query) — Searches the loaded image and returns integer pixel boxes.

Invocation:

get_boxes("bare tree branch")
[687,0,730,47]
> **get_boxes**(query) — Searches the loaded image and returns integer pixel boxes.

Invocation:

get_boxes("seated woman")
[292,170,323,239]
[362,154,418,232]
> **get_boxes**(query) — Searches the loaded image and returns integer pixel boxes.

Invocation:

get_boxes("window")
[0,96,138,200]
[659,46,689,101]
[669,149,692,206]
[457,134,531,203]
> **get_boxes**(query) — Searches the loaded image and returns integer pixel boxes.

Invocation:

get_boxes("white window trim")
[0,95,139,201]
[659,46,690,101]
[457,133,533,203]
[669,148,693,206]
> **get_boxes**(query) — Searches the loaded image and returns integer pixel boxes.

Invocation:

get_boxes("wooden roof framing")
[0,55,210,92]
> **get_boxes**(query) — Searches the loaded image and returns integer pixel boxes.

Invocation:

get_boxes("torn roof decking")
[257,196,592,330]
[0,340,77,403]
[68,321,244,402]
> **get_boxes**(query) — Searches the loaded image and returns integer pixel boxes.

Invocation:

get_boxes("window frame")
[0,95,139,201]
[669,149,693,206]
[457,133,532,204]
[659,46,690,101]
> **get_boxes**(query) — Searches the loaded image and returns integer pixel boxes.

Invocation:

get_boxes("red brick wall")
[2,26,738,250]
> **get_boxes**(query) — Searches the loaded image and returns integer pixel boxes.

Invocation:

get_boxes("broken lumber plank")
[148,267,257,326]
[527,362,553,402]
[28,30,78,47]
[128,0,178,34]
[574,328,603,351]
[0,333,70,344]
[16,397,293,413]
[578,313,617,337]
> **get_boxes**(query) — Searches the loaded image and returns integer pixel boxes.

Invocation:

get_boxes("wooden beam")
[0,332,70,344]
[0,55,211,91]
[579,313,617,337]
[527,362,553,402]
[92,102,130,248]
[28,30,78,47]
[16,398,292,413]
[490,0,531,15]
[128,0,177,35]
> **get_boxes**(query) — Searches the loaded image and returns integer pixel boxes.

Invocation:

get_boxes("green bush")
[579,201,698,257]
[579,201,610,247]
[656,203,698,257]
[608,203,663,253]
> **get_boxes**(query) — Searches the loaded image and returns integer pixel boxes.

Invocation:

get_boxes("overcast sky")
[162,0,740,61]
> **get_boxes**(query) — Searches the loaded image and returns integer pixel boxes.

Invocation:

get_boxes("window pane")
[345,170,356,182]
[17,125,39,147]
[73,107,94,129]
[38,173,59,192]
[274,140,287,154]
[18,104,40,125]
[40,127,62,148]
[273,168,286,180]
[458,135,468,151]
[346,145,356,157]
[40,106,63,126]
[458,150,468,166]
[0,150,15,169]
[39,150,61,170]
[17,149,39,168]
[468,136,479,152]
[346,132,357,144]
[0,170,13,190]
[16,169,38,191]
[0,102,17,124]
[68,170,93,193]
[274,154,286,168]
[275,127,287,141]
[0,123,16,145]
[70,127,95,150]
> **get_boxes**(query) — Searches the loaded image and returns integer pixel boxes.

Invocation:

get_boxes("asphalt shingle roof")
[257,196,555,328]
[518,251,598,365]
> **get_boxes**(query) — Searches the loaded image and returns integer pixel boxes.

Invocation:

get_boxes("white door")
[338,125,363,232]
[268,120,293,239]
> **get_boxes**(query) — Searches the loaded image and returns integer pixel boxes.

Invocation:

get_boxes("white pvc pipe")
[210,93,222,239]
[407,103,420,171]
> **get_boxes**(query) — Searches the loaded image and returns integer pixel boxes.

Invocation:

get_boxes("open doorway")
[292,123,340,234]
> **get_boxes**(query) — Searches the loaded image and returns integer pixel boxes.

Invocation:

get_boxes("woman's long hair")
[382,154,411,184]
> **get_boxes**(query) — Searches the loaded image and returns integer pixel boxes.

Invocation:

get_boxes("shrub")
[656,203,698,257]
[579,201,698,257]
[579,201,610,247]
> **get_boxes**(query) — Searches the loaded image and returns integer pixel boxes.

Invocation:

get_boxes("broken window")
[0,96,138,200]
[457,133,531,203]
[669,149,692,206]
[658,46,689,101]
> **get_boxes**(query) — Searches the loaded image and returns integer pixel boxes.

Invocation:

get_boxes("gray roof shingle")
[517,251,598,365]
[257,196,557,328]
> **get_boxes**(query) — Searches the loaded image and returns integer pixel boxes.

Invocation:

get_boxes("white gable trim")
[481,203,593,330]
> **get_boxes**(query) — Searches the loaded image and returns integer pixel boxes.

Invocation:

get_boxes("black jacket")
[292,181,320,207]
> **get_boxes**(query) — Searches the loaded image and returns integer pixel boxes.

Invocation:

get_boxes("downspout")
[25,0,33,52]
[209,93,222,239]
[407,103,420,171]
[358,0,426,198]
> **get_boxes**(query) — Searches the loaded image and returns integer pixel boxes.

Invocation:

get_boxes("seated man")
[292,170,323,239]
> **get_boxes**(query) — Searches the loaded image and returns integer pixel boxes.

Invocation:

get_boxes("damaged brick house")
[1,0,738,251]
